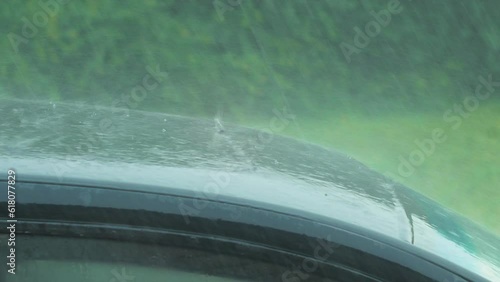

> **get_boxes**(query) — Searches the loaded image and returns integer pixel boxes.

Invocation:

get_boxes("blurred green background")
[1,0,499,234]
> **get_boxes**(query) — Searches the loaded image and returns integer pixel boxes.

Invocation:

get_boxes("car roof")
[2,99,499,280]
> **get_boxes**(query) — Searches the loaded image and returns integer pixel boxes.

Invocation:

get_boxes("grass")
[237,102,500,236]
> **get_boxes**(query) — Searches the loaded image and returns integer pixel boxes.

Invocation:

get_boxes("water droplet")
[214,118,225,133]
[163,118,167,122]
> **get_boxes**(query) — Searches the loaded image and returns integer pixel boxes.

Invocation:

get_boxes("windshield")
[0,0,500,246]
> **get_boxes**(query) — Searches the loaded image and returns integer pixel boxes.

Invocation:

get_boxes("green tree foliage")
[1,0,499,117]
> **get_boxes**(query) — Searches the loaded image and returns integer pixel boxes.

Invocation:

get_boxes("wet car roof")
[1,99,499,280]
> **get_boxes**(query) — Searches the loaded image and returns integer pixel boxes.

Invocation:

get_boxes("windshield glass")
[1,0,499,241]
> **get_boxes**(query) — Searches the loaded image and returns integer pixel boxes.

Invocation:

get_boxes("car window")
[1,1,499,281]
[2,1,499,235]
